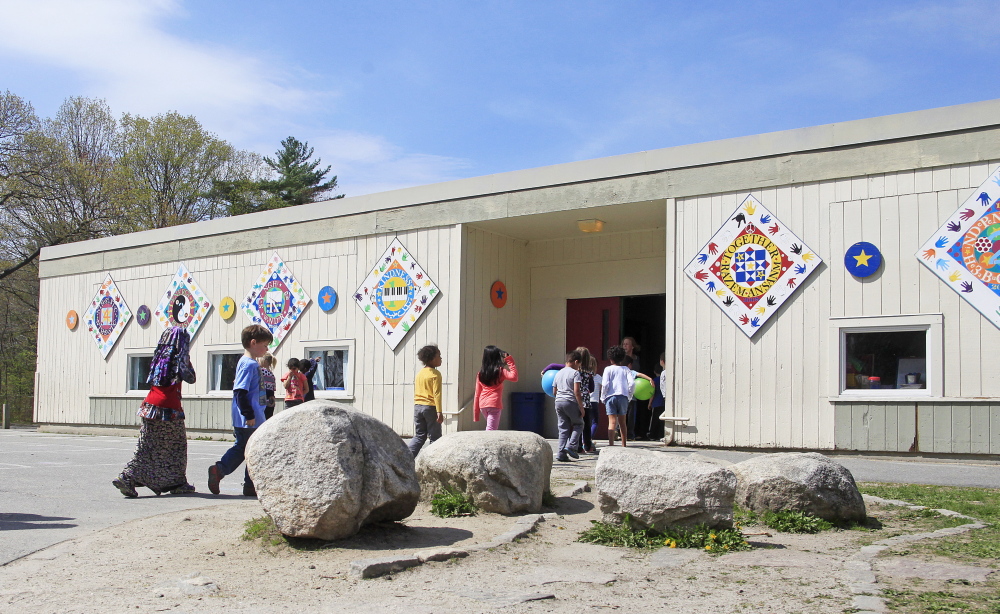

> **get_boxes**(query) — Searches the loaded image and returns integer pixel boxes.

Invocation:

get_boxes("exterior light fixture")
[577,219,605,233]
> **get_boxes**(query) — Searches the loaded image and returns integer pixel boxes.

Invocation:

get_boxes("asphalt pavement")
[1,429,998,567]
[0,429,251,566]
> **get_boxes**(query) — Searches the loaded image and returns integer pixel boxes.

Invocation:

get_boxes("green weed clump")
[430,487,477,518]
[579,514,750,553]
[241,515,284,546]
[541,490,557,508]
[760,510,834,534]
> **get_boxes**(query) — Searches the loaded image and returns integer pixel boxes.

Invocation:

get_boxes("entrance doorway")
[566,293,666,440]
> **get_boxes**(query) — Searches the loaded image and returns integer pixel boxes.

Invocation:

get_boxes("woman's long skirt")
[119,418,189,492]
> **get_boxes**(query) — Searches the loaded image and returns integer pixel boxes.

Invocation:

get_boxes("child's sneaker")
[566,448,580,459]
[556,451,570,462]
[208,463,223,495]
[169,483,196,494]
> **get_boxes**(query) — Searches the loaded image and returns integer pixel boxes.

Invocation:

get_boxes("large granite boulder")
[595,447,736,529]
[415,431,552,514]
[731,452,866,521]
[245,400,420,540]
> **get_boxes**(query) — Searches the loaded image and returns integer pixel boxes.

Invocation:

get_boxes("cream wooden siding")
[36,226,463,435]
[456,227,530,431]
[524,227,667,436]
[672,161,1000,451]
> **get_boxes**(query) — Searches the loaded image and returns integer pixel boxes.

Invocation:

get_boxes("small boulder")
[731,452,866,521]
[595,447,736,530]
[246,400,420,540]
[415,431,552,514]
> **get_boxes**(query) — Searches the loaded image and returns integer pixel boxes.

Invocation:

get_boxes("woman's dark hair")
[606,345,626,365]
[287,357,300,369]
[478,345,506,387]
[417,345,440,365]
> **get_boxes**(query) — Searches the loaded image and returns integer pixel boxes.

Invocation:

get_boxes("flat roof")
[41,97,1000,261]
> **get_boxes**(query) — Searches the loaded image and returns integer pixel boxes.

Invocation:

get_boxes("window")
[210,352,243,392]
[830,314,942,397]
[305,343,353,397]
[127,355,153,391]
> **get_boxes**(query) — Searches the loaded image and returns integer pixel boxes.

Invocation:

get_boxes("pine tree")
[260,136,341,206]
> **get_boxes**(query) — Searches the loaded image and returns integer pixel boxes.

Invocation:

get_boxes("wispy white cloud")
[0,0,470,195]
[310,130,472,196]
[0,0,322,138]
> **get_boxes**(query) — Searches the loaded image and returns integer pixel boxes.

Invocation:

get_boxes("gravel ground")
[0,457,896,614]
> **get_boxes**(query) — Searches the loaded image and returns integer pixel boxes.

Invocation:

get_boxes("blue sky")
[0,1,996,196]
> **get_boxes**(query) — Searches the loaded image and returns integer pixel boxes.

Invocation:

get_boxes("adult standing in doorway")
[622,337,644,440]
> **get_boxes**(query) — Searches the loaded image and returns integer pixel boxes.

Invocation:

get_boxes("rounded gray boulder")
[415,431,553,514]
[596,447,736,530]
[731,452,866,521]
[246,400,420,540]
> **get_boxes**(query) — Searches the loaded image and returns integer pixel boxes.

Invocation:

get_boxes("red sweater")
[473,356,518,422]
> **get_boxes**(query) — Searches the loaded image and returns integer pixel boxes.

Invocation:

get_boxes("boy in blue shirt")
[208,324,272,497]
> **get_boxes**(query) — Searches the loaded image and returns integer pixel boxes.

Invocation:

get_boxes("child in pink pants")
[473,345,518,430]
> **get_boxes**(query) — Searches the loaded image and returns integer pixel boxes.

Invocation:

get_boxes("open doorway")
[565,293,666,440]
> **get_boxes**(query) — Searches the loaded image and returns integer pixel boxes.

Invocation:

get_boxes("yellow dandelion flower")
[709,533,717,540]
[670,542,677,548]
[704,545,712,551]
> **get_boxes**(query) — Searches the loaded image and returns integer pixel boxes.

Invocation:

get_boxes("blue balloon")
[541,369,559,398]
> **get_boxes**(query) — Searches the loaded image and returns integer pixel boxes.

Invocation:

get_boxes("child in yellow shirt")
[408,345,443,457]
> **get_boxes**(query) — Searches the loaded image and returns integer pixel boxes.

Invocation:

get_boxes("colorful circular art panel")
[844,242,882,278]
[490,280,507,308]
[318,286,338,312]
[219,296,236,320]
[136,305,151,326]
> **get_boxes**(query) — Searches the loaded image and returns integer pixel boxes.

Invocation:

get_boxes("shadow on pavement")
[0,513,77,531]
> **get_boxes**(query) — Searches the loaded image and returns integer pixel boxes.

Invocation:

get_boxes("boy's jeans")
[554,400,583,453]
[407,404,441,457]
[220,426,256,487]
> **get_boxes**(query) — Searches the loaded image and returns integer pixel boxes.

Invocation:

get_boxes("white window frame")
[301,339,355,400]
[207,349,245,395]
[829,314,943,400]
[126,352,154,395]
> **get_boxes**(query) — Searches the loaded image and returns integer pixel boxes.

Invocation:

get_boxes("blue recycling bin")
[510,392,545,435]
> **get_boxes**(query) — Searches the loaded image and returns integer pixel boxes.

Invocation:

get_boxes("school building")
[35,98,1000,456]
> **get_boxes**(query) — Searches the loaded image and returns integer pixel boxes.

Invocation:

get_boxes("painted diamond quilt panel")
[684,195,822,338]
[241,253,310,350]
[153,264,212,339]
[354,238,440,350]
[83,274,133,358]
[917,165,1000,328]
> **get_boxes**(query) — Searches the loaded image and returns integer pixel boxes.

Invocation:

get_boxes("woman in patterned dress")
[113,327,197,497]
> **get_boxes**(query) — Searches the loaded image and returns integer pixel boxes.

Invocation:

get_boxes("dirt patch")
[0,470,980,613]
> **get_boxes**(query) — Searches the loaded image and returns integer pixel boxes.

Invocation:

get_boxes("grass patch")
[242,515,284,547]
[579,514,750,553]
[884,582,1000,614]
[430,487,477,518]
[858,482,1000,563]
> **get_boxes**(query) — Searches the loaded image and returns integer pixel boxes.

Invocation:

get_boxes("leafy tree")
[118,111,239,229]
[260,136,342,206]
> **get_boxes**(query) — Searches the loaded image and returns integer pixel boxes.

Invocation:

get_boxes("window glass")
[128,356,153,391]
[843,330,926,390]
[211,353,242,391]
[308,349,348,391]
